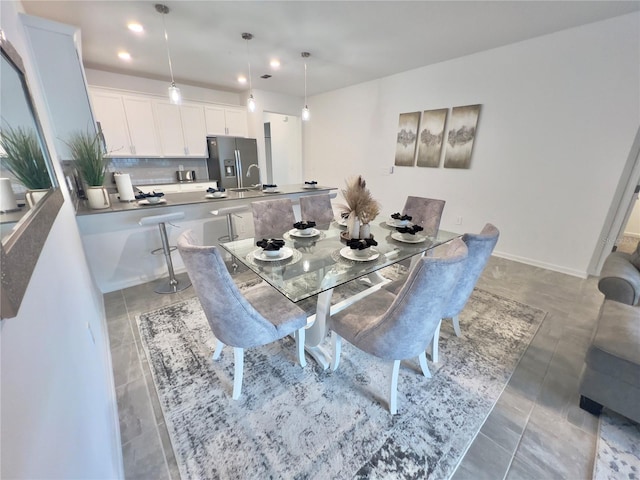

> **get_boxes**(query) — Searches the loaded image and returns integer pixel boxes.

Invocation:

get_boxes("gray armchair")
[329,238,468,414]
[299,193,335,227]
[251,198,296,239]
[177,230,307,399]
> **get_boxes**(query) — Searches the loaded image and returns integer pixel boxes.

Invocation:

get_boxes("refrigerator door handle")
[235,149,242,188]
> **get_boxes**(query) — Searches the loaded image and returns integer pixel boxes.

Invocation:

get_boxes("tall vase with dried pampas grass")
[338,175,380,239]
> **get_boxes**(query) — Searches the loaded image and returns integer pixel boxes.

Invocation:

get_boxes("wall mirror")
[0,33,64,319]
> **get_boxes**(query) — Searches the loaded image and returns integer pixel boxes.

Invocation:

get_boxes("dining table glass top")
[220,221,460,303]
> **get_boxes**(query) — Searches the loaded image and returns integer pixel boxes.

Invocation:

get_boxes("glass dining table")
[220,220,460,368]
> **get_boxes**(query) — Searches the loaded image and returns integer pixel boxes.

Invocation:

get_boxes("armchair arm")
[598,252,640,305]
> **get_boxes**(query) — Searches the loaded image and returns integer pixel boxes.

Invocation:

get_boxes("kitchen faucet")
[246,164,260,177]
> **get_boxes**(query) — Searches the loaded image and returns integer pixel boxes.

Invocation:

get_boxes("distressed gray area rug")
[593,410,640,480]
[137,281,545,480]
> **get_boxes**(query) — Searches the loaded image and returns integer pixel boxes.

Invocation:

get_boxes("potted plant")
[67,130,110,209]
[0,125,52,207]
[339,175,380,239]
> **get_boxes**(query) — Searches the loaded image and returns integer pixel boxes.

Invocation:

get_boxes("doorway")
[263,112,302,186]
[615,188,640,254]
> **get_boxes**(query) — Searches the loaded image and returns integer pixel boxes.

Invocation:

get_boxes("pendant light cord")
[161,13,176,84]
[304,62,308,105]
[246,38,253,94]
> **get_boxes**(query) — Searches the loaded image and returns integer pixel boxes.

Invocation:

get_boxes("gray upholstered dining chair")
[177,230,307,400]
[251,198,296,239]
[299,193,335,227]
[403,196,446,237]
[431,223,500,362]
[329,238,468,414]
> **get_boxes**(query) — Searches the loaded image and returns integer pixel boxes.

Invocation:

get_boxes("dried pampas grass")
[338,175,380,224]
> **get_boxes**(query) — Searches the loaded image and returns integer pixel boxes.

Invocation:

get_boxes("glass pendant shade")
[302,105,310,122]
[168,82,182,105]
[247,94,256,112]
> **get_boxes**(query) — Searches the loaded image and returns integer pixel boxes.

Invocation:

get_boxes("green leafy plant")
[67,130,107,186]
[0,125,52,190]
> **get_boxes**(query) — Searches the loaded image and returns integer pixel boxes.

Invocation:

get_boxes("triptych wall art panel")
[394,104,481,169]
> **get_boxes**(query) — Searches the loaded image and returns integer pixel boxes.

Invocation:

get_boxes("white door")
[90,91,131,156]
[122,96,160,156]
[154,101,185,157]
[180,104,207,157]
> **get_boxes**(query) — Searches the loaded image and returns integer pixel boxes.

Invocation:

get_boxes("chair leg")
[331,332,342,371]
[212,340,225,360]
[295,328,306,367]
[232,347,244,400]
[418,351,431,378]
[452,315,461,337]
[431,320,442,363]
[390,360,401,415]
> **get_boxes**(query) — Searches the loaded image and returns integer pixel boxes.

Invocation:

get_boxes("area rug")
[593,410,640,480]
[137,285,545,479]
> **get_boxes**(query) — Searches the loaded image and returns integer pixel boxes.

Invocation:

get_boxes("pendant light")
[301,52,310,122]
[242,33,256,112]
[156,4,181,105]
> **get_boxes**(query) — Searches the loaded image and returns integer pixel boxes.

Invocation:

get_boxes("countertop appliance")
[206,136,259,189]
[176,170,196,182]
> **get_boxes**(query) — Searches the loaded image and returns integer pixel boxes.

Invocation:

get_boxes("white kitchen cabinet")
[204,105,248,137]
[122,96,160,156]
[154,101,207,157]
[90,88,161,157]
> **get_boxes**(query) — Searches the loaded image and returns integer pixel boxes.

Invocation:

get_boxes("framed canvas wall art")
[444,104,481,169]
[394,111,420,166]
[416,108,448,168]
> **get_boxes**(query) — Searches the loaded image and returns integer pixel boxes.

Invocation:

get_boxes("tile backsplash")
[106,157,210,186]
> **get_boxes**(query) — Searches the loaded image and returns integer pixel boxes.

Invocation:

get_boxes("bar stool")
[211,205,248,271]
[211,205,248,242]
[139,211,191,294]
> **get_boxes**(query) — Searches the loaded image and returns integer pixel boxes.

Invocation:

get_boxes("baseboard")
[101,267,189,293]
[492,250,589,279]
[623,231,640,239]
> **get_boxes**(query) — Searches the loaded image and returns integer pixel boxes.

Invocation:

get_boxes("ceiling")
[21,1,640,98]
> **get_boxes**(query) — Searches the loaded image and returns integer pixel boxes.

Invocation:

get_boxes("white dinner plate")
[339,246,380,262]
[138,198,167,205]
[205,193,228,199]
[386,219,410,228]
[303,184,318,189]
[263,190,282,194]
[288,228,320,238]
[391,232,427,243]
[252,246,293,262]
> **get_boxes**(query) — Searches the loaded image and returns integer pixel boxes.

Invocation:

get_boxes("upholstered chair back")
[299,194,335,227]
[251,198,296,239]
[177,230,283,348]
[353,238,468,360]
[403,196,446,237]
[442,223,500,318]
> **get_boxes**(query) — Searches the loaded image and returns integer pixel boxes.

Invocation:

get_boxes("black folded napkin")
[206,187,226,193]
[256,238,285,251]
[135,191,165,200]
[346,237,378,250]
[391,212,412,221]
[396,225,424,235]
[263,184,278,189]
[294,221,316,230]
[341,212,350,219]
[304,180,318,185]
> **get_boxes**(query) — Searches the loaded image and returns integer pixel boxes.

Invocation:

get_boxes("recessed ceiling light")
[237,75,247,84]
[128,23,144,33]
[270,59,280,69]
[118,51,132,61]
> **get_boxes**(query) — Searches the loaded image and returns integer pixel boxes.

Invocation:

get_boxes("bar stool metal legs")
[139,211,191,294]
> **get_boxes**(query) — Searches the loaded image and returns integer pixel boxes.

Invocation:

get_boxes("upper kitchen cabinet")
[89,87,160,157]
[154,101,207,157]
[204,105,248,137]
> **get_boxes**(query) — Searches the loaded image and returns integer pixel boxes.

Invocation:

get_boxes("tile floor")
[104,256,604,479]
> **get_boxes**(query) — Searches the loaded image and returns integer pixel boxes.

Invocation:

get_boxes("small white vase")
[86,186,111,210]
[360,223,371,240]
[25,188,50,208]
[347,212,360,239]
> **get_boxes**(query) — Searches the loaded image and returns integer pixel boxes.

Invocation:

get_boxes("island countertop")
[76,184,337,216]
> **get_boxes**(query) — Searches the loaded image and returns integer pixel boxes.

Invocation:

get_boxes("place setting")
[385,212,412,228]
[135,190,166,205]
[262,184,281,193]
[205,186,227,199]
[337,237,380,262]
[391,224,429,243]
[302,180,318,189]
[248,238,300,265]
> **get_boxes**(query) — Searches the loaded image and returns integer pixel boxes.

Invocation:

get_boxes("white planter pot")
[25,188,50,208]
[347,212,360,239]
[86,186,111,209]
[360,223,371,240]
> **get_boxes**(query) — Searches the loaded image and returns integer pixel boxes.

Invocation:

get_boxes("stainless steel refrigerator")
[206,136,260,189]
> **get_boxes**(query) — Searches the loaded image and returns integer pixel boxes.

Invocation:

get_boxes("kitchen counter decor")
[67,130,110,209]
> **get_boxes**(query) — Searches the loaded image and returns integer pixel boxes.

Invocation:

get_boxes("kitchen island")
[76,184,337,292]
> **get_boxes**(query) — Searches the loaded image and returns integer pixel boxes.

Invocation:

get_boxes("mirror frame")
[0,34,64,319]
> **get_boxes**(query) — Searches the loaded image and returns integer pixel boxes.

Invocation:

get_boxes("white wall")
[0,2,122,478]
[304,12,640,277]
